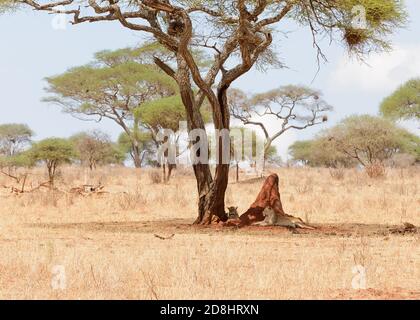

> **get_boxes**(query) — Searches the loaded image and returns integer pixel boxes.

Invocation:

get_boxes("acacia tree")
[288,138,356,168]
[325,115,417,166]
[70,130,125,170]
[118,131,154,167]
[136,94,187,182]
[20,0,406,224]
[0,123,33,156]
[380,78,420,123]
[43,49,178,168]
[29,138,75,186]
[230,86,332,169]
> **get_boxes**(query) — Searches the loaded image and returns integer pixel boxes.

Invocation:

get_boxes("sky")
[0,1,419,160]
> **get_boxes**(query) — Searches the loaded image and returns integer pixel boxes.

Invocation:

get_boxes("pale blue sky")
[0,1,419,158]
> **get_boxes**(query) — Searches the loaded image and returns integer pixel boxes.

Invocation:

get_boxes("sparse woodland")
[0,0,419,300]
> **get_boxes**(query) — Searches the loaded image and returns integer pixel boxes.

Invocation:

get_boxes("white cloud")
[328,45,420,93]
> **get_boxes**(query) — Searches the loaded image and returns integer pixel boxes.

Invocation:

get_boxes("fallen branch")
[154,234,175,240]
[69,184,108,196]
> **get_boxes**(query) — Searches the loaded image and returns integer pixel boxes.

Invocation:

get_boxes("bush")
[365,162,386,178]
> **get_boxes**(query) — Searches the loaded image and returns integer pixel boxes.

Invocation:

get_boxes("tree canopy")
[230,85,332,166]
[44,61,177,122]
[380,78,420,122]
[0,0,16,12]
[289,115,419,168]
[29,138,76,185]
[0,123,33,156]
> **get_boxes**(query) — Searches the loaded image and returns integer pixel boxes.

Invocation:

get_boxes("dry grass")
[0,166,419,299]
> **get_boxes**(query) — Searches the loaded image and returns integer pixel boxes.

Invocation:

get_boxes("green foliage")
[289,115,419,167]
[30,138,75,164]
[380,78,420,121]
[292,0,407,55]
[395,128,420,162]
[328,115,408,165]
[135,95,186,132]
[288,140,314,165]
[95,41,210,69]
[0,123,33,156]
[117,130,154,166]
[0,152,33,169]
[95,42,172,66]
[288,139,355,168]
[45,61,177,114]
[118,131,153,152]
[29,138,75,184]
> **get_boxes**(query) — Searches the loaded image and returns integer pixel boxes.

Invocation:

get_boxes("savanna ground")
[0,166,419,300]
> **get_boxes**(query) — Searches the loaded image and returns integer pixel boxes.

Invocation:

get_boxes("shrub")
[365,162,386,178]
[148,170,162,184]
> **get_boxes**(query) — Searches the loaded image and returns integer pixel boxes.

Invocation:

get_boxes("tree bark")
[175,55,229,224]
[236,162,239,183]
[132,143,143,168]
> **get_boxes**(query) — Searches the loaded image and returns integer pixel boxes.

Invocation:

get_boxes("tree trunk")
[236,162,239,183]
[171,54,231,224]
[162,163,167,183]
[132,143,142,168]
[166,163,175,182]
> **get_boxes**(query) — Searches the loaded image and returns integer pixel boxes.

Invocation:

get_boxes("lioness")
[253,207,315,229]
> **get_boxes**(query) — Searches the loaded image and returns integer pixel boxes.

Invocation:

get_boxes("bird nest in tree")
[343,27,368,49]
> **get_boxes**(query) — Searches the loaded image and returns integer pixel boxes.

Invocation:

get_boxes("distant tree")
[325,115,417,166]
[230,86,332,170]
[289,138,356,168]
[0,152,34,183]
[29,138,75,186]
[380,78,420,122]
[135,95,185,181]
[70,130,125,170]
[118,131,155,168]
[0,123,33,156]
[288,140,313,166]
[395,129,420,163]
[265,145,280,166]
[43,45,178,168]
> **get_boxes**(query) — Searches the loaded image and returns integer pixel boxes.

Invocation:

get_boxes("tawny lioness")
[253,207,315,229]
